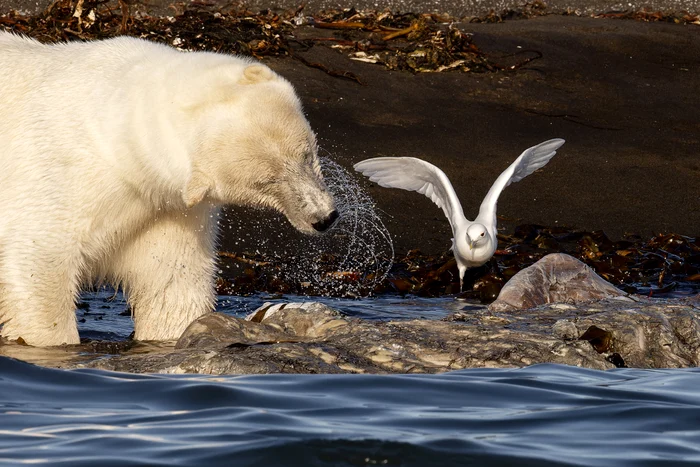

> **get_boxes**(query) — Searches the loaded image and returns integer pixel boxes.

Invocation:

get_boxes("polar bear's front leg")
[109,205,219,341]
[0,245,81,346]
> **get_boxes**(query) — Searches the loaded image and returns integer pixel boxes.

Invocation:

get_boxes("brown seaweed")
[1,0,694,80]
[214,226,700,302]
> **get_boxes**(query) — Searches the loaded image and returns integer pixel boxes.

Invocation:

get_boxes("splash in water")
[271,155,394,297]
[302,155,395,296]
[217,155,394,298]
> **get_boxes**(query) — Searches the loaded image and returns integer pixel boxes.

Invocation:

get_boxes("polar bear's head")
[183,62,338,235]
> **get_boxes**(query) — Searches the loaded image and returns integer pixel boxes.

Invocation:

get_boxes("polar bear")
[0,33,337,346]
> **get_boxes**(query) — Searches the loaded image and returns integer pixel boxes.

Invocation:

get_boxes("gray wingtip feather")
[528,138,565,165]
[536,138,566,153]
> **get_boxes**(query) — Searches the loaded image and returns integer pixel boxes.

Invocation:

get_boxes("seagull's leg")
[487,257,500,276]
[458,266,466,292]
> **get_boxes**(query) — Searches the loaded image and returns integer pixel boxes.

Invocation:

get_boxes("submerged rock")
[174,312,291,350]
[489,253,628,312]
[244,302,350,338]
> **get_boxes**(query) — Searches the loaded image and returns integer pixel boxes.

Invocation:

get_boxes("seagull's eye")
[480,232,485,237]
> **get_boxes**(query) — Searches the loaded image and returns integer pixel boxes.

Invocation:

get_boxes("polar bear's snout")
[313,209,339,232]
[273,165,338,236]
[288,182,338,234]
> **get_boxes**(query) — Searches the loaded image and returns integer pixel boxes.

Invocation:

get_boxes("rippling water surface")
[4,291,700,465]
[2,358,700,466]
[76,290,474,341]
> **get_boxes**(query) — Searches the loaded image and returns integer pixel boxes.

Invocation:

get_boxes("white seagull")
[354,139,565,290]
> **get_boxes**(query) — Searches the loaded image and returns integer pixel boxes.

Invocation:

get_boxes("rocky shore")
[79,255,699,374]
[3,254,698,373]
[75,295,700,374]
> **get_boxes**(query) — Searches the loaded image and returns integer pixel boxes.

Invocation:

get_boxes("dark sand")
[220,15,699,255]
[1,0,697,254]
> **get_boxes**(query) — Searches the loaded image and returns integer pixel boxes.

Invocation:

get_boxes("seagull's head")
[466,224,489,250]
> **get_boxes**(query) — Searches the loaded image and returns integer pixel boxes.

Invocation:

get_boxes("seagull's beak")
[467,236,474,250]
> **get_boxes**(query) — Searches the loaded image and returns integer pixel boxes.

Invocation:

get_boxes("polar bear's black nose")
[313,210,339,232]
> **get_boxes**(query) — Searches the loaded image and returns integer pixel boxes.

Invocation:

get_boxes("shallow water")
[76,289,476,341]
[2,357,700,466]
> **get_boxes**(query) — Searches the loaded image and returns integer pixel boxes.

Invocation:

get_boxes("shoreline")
[214,225,700,300]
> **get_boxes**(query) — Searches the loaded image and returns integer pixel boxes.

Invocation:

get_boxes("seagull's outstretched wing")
[354,157,466,231]
[477,139,565,227]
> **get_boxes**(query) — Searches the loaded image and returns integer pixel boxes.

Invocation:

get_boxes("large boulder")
[489,253,628,312]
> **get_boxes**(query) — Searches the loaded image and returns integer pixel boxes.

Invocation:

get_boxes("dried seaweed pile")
[301,10,513,73]
[215,226,700,301]
[0,0,293,56]
[1,0,695,78]
[469,2,699,25]
[0,0,533,76]
[592,10,700,25]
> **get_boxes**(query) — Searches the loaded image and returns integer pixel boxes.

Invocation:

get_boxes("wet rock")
[79,345,348,375]
[489,253,628,312]
[175,312,290,350]
[69,294,700,374]
[552,319,578,341]
[579,325,614,353]
[244,302,350,338]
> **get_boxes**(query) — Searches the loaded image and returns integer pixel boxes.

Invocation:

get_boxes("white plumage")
[354,139,565,290]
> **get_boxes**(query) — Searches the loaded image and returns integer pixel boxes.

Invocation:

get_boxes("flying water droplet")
[275,154,394,297]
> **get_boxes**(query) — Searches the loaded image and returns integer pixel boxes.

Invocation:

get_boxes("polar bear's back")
[0,32,253,90]
[0,32,173,80]
[0,32,262,216]
[0,32,252,142]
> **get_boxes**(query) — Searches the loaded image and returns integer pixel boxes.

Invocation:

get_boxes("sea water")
[2,354,700,466]
[2,292,700,466]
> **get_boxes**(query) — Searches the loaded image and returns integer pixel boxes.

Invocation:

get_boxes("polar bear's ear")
[183,171,212,208]
[180,64,275,110]
[239,65,276,85]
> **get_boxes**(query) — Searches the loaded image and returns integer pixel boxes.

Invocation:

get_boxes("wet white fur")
[0,33,335,346]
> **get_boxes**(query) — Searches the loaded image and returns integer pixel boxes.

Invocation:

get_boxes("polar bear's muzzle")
[312,209,339,232]
[279,180,337,235]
